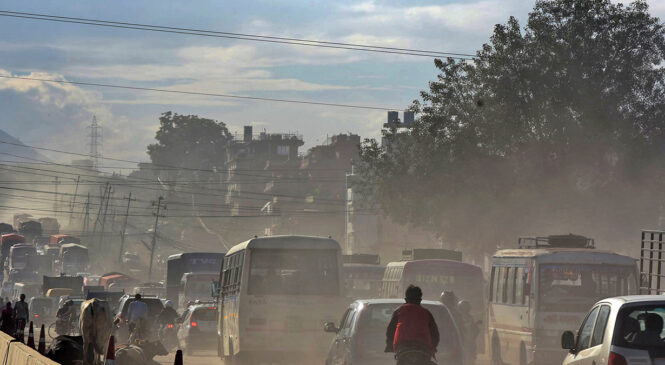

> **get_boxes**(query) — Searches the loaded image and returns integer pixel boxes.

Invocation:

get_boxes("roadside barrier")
[37,325,45,355]
[174,349,183,365]
[0,328,59,365]
[104,335,115,365]
[26,322,34,349]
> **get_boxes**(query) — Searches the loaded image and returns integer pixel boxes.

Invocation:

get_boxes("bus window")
[515,267,524,305]
[492,267,501,303]
[249,249,339,295]
[497,267,507,303]
[506,267,516,304]
[489,267,496,302]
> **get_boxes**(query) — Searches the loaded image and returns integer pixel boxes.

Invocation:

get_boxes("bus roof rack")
[518,234,595,249]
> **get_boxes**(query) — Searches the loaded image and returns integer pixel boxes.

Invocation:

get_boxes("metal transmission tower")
[87,115,103,170]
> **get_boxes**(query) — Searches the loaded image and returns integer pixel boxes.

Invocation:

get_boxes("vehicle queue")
[0,218,661,365]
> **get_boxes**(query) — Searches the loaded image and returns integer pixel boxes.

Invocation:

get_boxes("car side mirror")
[561,331,575,351]
[323,322,338,333]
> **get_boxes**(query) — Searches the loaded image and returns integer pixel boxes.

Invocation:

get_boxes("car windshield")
[191,308,216,322]
[248,249,339,295]
[538,264,636,312]
[355,303,460,357]
[614,304,665,352]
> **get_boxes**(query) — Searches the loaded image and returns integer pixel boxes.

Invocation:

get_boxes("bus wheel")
[490,334,502,365]
[519,343,527,365]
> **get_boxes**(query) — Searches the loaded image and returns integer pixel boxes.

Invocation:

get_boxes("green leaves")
[358,0,665,253]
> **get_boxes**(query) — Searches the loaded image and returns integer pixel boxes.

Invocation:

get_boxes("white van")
[562,296,665,365]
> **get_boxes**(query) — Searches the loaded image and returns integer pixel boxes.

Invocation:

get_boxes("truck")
[59,244,89,275]
[166,252,224,303]
[9,244,37,271]
[42,275,84,296]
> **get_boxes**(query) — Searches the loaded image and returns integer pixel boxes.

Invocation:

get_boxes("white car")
[177,304,217,356]
[562,296,665,365]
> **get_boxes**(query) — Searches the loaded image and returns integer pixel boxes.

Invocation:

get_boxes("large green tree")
[358,0,665,255]
[147,112,231,175]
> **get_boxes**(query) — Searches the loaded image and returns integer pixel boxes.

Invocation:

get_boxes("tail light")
[609,352,627,365]
[167,324,174,329]
[191,321,198,327]
[34,314,38,318]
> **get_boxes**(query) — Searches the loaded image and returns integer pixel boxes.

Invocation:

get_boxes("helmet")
[440,291,457,307]
[457,300,471,314]
[164,300,174,309]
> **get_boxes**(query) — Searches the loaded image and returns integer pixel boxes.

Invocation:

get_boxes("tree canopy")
[357,0,665,255]
[147,112,231,174]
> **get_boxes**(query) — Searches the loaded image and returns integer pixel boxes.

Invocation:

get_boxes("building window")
[277,145,290,156]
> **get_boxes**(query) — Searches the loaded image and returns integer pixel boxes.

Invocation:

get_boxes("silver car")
[562,296,665,365]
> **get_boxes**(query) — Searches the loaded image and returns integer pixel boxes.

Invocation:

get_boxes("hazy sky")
[0,0,663,168]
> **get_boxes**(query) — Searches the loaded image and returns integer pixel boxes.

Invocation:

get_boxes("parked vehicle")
[178,304,217,355]
[489,234,638,365]
[217,235,344,364]
[324,299,463,365]
[114,294,164,343]
[561,296,665,365]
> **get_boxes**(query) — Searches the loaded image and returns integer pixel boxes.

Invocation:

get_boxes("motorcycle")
[158,321,178,351]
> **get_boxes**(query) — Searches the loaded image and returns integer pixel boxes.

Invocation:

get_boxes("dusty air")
[0,0,663,364]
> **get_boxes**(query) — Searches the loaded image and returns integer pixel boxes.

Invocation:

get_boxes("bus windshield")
[538,264,636,312]
[249,249,339,295]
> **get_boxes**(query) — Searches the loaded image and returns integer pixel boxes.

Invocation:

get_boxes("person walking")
[386,285,439,365]
[0,302,15,336]
[14,294,29,336]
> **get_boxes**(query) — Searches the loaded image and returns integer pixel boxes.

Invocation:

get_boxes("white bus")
[216,235,345,365]
[488,235,638,365]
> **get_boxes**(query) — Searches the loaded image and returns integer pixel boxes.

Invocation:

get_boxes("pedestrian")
[0,302,15,336]
[458,300,479,365]
[14,294,29,335]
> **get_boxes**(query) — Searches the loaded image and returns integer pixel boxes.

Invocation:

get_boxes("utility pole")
[118,192,135,264]
[81,193,91,233]
[68,176,80,226]
[148,196,165,281]
[53,177,60,212]
[91,183,110,246]
[98,186,113,247]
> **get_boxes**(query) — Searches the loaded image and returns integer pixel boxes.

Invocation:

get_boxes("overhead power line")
[0,75,402,111]
[0,10,476,59]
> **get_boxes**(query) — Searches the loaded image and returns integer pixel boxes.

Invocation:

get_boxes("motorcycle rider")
[158,300,179,326]
[386,285,439,365]
[55,300,75,335]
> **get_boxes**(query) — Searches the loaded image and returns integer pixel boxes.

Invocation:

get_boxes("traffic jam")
[0,218,662,365]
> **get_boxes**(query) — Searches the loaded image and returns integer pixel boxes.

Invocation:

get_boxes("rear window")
[191,308,217,322]
[121,298,164,317]
[356,303,460,357]
[614,304,665,354]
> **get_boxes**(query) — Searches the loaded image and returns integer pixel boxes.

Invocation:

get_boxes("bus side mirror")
[324,322,338,333]
[561,331,575,351]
